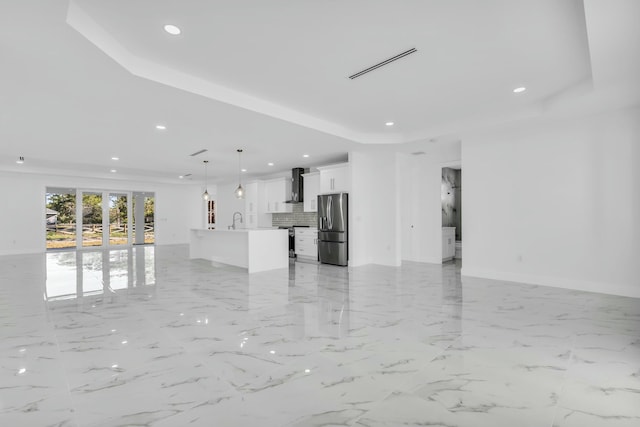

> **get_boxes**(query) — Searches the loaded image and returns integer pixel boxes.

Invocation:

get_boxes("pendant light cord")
[237,149,243,186]
[204,160,208,188]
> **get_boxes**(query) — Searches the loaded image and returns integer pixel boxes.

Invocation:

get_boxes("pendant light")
[234,149,244,199]
[202,160,210,201]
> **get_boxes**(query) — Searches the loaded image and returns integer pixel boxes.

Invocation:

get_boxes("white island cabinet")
[190,228,288,273]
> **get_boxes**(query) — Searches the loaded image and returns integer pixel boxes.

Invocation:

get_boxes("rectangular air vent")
[411,151,426,156]
[349,48,417,80]
[189,149,208,157]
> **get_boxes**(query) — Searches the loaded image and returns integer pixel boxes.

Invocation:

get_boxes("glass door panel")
[45,188,76,249]
[144,195,155,243]
[109,193,128,245]
[133,192,154,245]
[82,192,103,247]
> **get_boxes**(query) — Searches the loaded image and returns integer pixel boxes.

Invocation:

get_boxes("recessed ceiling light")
[155,124,167,130]
[513,87,526,93]
[241,169,247,172]
[303,154,309,158]
[267,162,274,166]
[163,24,181,35]
[385,121,395,126]
[178,175,184,179]
[111,157,119,161]
[110,169,117,173]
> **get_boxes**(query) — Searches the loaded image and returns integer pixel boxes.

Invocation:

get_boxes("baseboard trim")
[401,257,443,265]
[461,267,640,299]
[0,248,44,256]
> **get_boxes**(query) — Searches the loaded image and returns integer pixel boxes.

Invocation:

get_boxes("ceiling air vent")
[189,149,208,157]
[183,173,192,177]
[348,48,417,80]
[411,151,426,156]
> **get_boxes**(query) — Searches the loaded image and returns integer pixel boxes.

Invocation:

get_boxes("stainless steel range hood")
[285,168,305,203]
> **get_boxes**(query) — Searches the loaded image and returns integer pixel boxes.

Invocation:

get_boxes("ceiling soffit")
[66,0,595,145]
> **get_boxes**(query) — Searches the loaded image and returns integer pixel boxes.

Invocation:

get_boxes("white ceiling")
[1,0,638,183]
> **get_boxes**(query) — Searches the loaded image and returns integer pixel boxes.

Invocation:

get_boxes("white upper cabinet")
[264,177,292,213]
[318,163,350,193]
[245,181,271,227]
[245,182,258,214]
[302,172,320,212]
[244,181,259,228]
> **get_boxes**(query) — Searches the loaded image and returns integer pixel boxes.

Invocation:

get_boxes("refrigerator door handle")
[327,196,333,230]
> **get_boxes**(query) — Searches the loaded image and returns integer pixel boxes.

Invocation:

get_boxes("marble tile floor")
[1,245,639,427]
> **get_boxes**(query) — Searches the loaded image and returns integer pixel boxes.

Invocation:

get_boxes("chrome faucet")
[231,211,243,230]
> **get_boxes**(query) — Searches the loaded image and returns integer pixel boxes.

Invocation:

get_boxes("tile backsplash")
[272,203,317,227]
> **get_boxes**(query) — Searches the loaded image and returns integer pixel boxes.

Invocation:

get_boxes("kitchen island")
[189,228,289,273]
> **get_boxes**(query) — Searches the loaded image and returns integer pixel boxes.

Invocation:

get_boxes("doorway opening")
[441,166,462,261]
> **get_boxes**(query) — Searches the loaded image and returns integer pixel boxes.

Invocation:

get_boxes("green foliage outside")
[47,193,76,223]
[144,197,154,222]
[47,194,154,224]
[83,194,102,224]
[109,195,127,226]
[45,192,155,248]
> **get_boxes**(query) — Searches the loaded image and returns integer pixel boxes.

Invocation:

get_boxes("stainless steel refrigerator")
[318,193,348,266]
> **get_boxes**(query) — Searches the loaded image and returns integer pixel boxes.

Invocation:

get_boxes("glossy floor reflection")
[1,245,638,427]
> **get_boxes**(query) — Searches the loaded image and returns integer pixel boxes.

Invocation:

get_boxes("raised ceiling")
[1,0,638,183]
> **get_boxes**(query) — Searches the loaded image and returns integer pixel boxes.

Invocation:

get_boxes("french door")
[47,188,155,250]
[79,190,132,248]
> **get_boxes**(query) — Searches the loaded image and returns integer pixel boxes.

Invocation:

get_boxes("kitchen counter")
[189,228,288,273]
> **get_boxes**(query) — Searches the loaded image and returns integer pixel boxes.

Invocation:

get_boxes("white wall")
[349,151,402,267]
[155,183,204,244]
[399,142,462,264]
[462,107,640,298]
[0,171,202,255]
[0,173,44,255]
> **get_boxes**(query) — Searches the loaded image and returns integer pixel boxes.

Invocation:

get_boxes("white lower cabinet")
[294,228,318,260]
